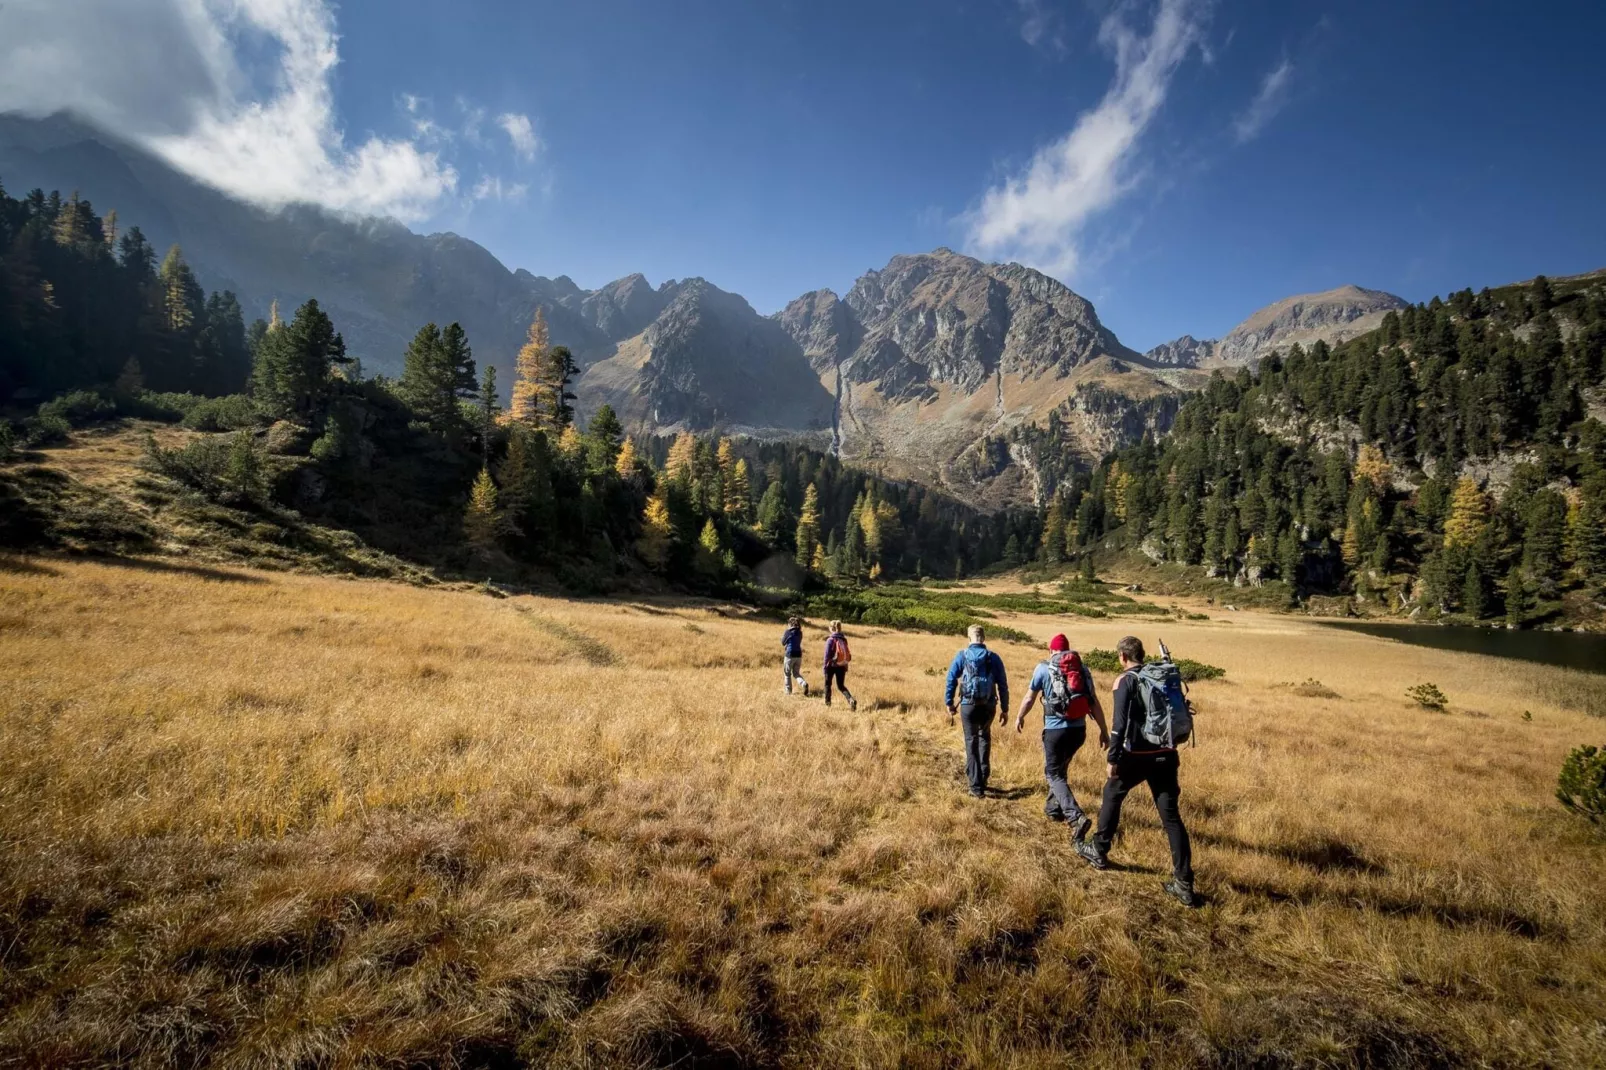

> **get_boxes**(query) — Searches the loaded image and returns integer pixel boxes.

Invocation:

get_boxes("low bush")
[143,431,268,506]
[38,390,117,428]
[1082,647,1226,682]
[18,413,71,449]
[180,394,260,432]
[1556,745,1606,824]
[1407,683,1449,711]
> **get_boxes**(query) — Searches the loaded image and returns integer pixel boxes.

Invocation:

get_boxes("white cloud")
[471,175,529,202]
[965,0,1209,277]
[0,0,461,221]
[498,112,541,162]
[1232,56,1293,143]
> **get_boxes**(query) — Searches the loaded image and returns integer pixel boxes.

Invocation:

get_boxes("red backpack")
[828,634,851,665]
[1044,651,1091,720]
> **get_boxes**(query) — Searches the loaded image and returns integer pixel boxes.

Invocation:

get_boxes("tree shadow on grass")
[0,555,59,576]
[82,554,269,585]
[1225,875,1549,940]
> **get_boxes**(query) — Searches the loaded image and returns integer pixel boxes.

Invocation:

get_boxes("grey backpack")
[1131,655,1193,748]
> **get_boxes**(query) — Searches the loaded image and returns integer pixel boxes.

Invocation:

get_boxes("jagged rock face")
[576,279,835,434]
[776,289,861,376]
[578,273,668,342]
[836,249,1136,397]
[1144,334,1216,367]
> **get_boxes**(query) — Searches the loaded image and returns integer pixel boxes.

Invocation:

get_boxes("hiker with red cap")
[1016,633,1109,842]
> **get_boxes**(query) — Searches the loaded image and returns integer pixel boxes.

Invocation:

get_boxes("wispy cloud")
[0,0,523,222]
[1017,0,1066,53]
[498,112,541,162]
[1232,56,1293,143]
[965,0,1209,277]
[471,175,529,202]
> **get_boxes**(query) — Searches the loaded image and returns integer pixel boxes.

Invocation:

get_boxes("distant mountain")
[1146,285,1410,369]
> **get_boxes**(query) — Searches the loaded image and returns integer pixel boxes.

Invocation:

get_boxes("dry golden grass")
[1,555,1604,1068]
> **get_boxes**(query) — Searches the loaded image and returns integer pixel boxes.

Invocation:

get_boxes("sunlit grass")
[0,556,1603,1066]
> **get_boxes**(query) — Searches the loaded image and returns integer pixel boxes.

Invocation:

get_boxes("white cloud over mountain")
[0,0,480,221]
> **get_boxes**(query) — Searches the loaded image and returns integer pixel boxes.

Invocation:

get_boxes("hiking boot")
[1074,839,1108,870]
[969,787,986,799]
[1161,879,1198,908]
[1070,815,1093,843]
[801,681,809,697]
[848,696,857,711]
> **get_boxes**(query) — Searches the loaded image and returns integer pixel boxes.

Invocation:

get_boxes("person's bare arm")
[1088,692,1110,749]
[1015,692,1036,733]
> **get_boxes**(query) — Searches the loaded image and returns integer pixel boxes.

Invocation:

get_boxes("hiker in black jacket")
[1074,635,1196,907]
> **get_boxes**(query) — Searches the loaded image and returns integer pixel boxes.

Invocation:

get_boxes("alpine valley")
[0,113,1409,508]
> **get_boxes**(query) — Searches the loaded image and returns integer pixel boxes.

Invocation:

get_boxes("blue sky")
[4,1,1605,350]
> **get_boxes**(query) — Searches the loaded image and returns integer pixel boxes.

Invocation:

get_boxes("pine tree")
[441,322,477,403]
[478,365,499,463]
[584,404,624,475]
[724,458,751,522]
[510,307,550,426]
[1443,477,1490,550]
[665,432,698,484]
[1040,494,1067,563]
[1003,533,1023,567]
[398,323,457,431]
[463,468,504,548]
[697,518,723,578]
[638,487,674,568]
[795,483,821,568]
[615,436,641,480]
[159,245,203,334]
[544,346,579,430]
[252,299,347,420]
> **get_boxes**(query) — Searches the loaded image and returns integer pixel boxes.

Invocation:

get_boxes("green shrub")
[121,391,201,422]
[1406,683,1449,711]
[38,390,116,428]
[19,413,71,449]
[1556,745,1606,824]
[144,431,267,505]
[181,395,260,432]
[1082,647,1225,682]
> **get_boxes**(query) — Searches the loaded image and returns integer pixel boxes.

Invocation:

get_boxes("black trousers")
[960,702,994,793]
[1042,723,1088,824]
[824,665,853,704]
[1094,750,1193,886]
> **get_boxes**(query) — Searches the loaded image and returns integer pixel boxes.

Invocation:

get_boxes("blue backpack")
[959,647,996,705]
[1132,655,1193,748]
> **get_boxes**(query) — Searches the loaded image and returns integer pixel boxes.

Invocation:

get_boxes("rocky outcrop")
[1144,334,1216,367]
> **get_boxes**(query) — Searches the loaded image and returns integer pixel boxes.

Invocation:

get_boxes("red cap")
[1049,634,1070,652]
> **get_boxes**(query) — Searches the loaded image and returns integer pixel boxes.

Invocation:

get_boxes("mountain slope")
[1145,285,1409,369]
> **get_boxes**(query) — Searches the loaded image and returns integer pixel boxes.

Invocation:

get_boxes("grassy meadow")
[1,556,1604,1067]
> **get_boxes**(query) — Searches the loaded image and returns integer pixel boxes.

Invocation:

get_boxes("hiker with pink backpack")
[1016,634,1109,843]
[823,620,857,710]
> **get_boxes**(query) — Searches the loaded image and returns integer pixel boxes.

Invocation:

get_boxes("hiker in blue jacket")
[780,616,809,696]
[944,624,1010,798]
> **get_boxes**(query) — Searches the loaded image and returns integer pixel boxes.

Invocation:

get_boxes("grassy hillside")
[1,556,1603,1067]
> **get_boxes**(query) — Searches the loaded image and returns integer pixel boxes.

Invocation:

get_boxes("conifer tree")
[638,487,674,568]
[756,481,791,544]
[697,518,723,578]
[441,322,477,403]
[510,307,550,426]
[724,458,751,522]
[795,482,821,568]
[585,404,624,475]
[665,432,698,483]
[463,468,504,548]
[1040,494,1067,563]
[398,323,457,430]
[615,436,641,480]
[1443,477,1490,550]
[252,299,346,420]
[478,365,499,463]
[159,245,203,334]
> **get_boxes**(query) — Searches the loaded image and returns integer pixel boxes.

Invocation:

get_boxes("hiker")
[823,620,857,710]
[1074,635,1197,908]
[1016,634,1110,842]
[781,616,809,696]
[944,624,1009,798]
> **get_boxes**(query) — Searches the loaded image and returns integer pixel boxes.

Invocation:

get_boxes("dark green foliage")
[1046,274,1606,622]
[0,185,250,398]
[251,299,347,420]
[1406,683,1449,711]
[179,395,260,432]
[1081,648,1225,682]
[143,431,268,506]
[1556,745,1606,824]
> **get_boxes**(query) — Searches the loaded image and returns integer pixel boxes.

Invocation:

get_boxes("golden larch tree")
[510,307,550,426]
[1443,476,1489,550]
[637,487,673,568]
